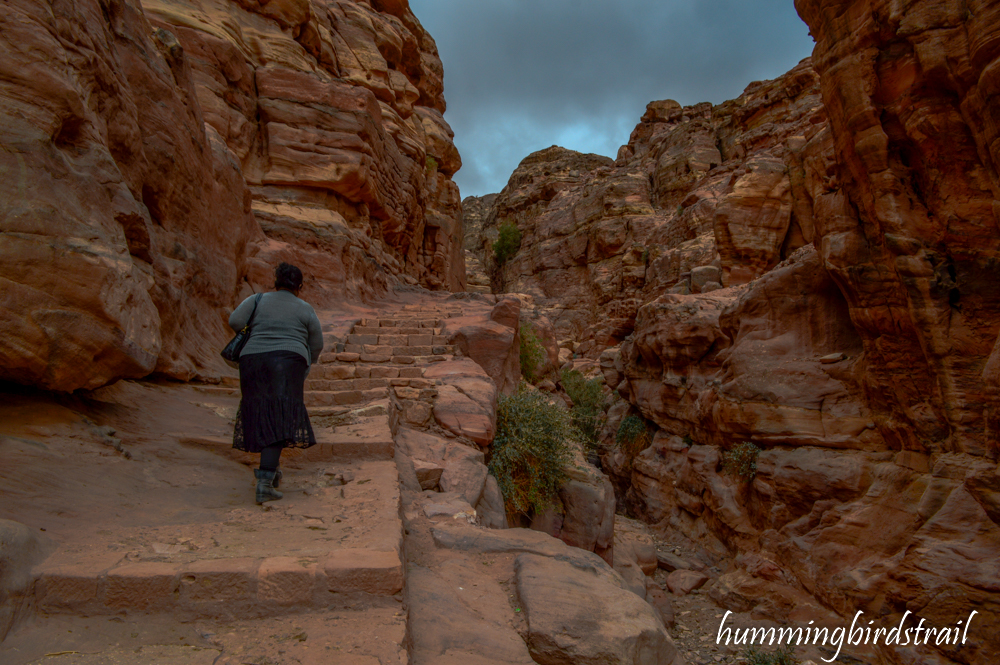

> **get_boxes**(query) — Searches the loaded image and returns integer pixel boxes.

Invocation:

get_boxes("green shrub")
[519,322,545,383]
[493,221,522,267]
[721,441,761,481]
[489,384,574,517]
[425,155,438,172]
[743,645,796,665]
[560,368,607,445]
[616,414,652,459]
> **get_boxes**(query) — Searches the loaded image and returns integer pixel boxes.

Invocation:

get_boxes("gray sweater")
[228,291,324,364]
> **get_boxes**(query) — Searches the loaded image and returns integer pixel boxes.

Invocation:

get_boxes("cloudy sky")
[408,0,816,198]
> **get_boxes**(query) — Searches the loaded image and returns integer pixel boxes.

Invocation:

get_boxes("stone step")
[340,344,456,357]
[307,408,396,462]
[303,387,387,408]
[393,307,464,316]
[305,377,390,392]
[345,333,450,346]
[351,325,444,336]
[360,318,441,329]
[310,364,424,381]
[305,377,433,394]
[1,608,407,664]
[319,352,453,365]
[27,459,403,620]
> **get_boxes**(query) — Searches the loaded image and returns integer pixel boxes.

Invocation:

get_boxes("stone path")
[0,294,489,665]
[2,291,790,665]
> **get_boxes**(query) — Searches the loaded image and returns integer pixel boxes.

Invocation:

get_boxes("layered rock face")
[0,0,464,392]
[0,0,261,390]
[146,0,466,296]
[605,4,1000,665]
[470,60,827,355]
[792,0,1000,458]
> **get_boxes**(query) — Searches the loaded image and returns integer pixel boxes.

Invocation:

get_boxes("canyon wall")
[0,0,464,392]
[469,59,828,357]
[608,4,1000,665]
[468,4,1000,663]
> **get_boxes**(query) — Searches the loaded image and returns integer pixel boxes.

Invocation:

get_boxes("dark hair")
[274,262,303,291]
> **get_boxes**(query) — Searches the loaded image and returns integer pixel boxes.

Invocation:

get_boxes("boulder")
[422,492,477,522]
[613,518,658,597]
[442,301,520,396]
[412,458,444,491]
[689,265,722,292]
[527,445,615,560]
[665,570,708,596]
[424,359,498,446]
[645,586,676,628]
[515,553,682,665]
[475,475,509,530]
[397,427,490,505]
[439,444,488,507]
[407,562,535,665]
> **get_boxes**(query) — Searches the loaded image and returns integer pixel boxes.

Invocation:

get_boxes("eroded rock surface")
[600,4,1000,664]
[516,553,682,665]
[470,61,827,357]
[0,0,464,392]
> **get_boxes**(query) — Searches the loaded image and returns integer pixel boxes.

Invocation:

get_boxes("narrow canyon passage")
[1,0,999,664]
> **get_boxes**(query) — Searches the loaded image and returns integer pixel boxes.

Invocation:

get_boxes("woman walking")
[229,262,324,504]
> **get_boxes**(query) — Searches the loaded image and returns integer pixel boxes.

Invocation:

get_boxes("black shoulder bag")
[221,293,262,368]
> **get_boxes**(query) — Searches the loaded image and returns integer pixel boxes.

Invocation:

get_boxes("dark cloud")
[408,0,815,196]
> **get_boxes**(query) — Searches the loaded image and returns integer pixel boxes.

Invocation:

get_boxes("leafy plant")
[744,645,796,665]
[560,368,607,445]
[519,322,545,383]
[492,220,522,267]
[425,155,438,172]
[489,384,574,518]
[721,441,761,481]
[616,414,652,460]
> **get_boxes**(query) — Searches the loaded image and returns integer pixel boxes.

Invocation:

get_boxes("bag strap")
[242,293,263,331]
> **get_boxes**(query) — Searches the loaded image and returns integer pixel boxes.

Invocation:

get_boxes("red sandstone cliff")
[471,60,828,358]
[0,0,464,392]
[469,6,1000,663]
[606,5,1000,665]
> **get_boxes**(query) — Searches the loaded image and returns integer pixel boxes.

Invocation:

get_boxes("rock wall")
[0,0,464,392]
[605,4,1000,665]
[471,60,828,356]
[458,4,1000,663]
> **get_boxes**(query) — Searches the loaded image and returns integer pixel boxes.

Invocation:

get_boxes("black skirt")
[233,350,316,453]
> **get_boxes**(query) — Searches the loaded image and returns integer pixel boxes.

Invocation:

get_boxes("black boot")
[254,469,283,504]
[273,467,282,489]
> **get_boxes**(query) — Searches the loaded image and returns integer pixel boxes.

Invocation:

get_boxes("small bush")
[721,441,761,481]
[425,155,438,172]
[489,384,574,518]
[493,221,522,267]
[560,368,607,445]
[616,414,652,459]
[744,645,796,665]
[519,322,545,383]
